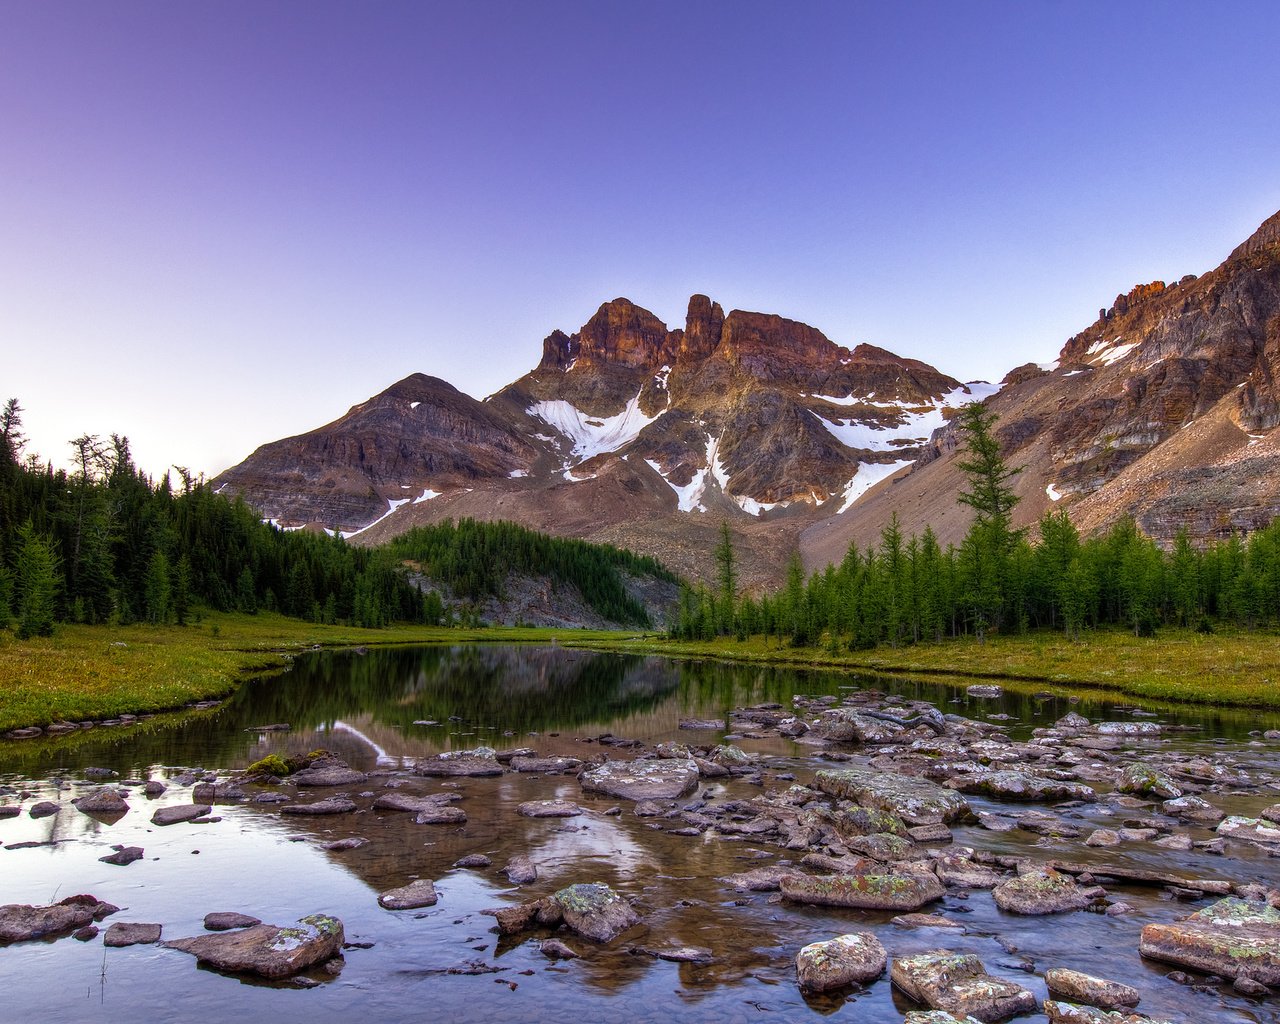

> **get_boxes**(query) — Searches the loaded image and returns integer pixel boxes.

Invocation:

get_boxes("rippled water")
[2,645,1280,1024]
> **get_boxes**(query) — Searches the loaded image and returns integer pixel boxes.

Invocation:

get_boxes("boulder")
[781,871,944,912]
[1043,1001,1173,1023]
[483,897,563,935]
[28,801,61,819]
[72,787,129,818]
[414,747,503,777]
[813,767,969,825]
[1139,897,1280,983]
[993,870,1091,915]
[152,803,212,826]
[891,950,1037,1021]
[378,879,439,910]
[163,914,344,979]
[1162,795,1223,824]
[552,883,639,943]
[1115,762,1181,799]
[103,922,162,947]
[795,931,887,992]
[503,855,538,885]
[191,782,247,804]
[1044,968,1139,1009]
[580,759,700,801]
[1217,815,1280,845]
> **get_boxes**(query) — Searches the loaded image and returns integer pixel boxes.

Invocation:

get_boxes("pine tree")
[144,549,172,624]
[713,522,738,635]
[15,523,58,638]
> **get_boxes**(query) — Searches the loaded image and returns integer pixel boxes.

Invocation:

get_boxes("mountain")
[216,208,1280,587]
[802,209,1280,571]
[214,296,989,588]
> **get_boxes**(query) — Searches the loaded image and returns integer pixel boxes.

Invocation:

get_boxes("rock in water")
[414,747,503,777]
[203,912,261,931]
[378,879,439,910]
[813,767,969,825]
[795,932,887,992]
[890,950,1037,1021]
[99,846,145,866]
[1044,968,1140,1009]
[103,922,162,947]
[280,797,357,816]
[291,766,368,787]
[1139,897,1280,983]
[163,915,344,979]
[1043,1001,1173,1023]
[992,870,1091,915]
[579,759,700,801]
[552,883,639,942]
[781,871,944,912]
[503,855,538,885]
[0,896,117,944]
[152,803,213,826]
[72,787,129,818]
[517,799,582,818]
[1115,762,1182,799]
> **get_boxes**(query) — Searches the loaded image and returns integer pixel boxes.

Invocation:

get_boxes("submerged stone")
[579,759,699,801]
[781,871,944,912]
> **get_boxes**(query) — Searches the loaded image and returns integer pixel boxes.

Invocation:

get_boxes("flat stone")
[99,846,145,866]
[891,949,1037,1021]
[414,747,503,777]
[935,855,1004,889]
[0,805,20,819]
[371,791,455,813]
[1044,967,1140,1009]
[1043,1001,1173,1023]
[191,782,247,804]
[517,800,582,818]
[993,870,1091,915]
[322,836,368,851]
[292,766,369,787]
[648,945,714,963]
[1139,897,1280,983]
[1161,795,1223,824]
[795,931,887,992]
[1217,815,1280,845]
[720,865,799,892]
[203,912,261,931]
[378,879,439,910]
[0,896,115,944]
[813,766,969,825]
[163,914,344,979]
[415,804,466,824]
[552,883,639,943]
[103,922,162,947]
[781,871,945,911]
[903,1014,985,1024]
[1095,721,1162,735]
[454,854,492,868]
[509,756,583,773]
[152,803,213,826]
[280,797,357,816]
[580,759,700,801]
[946,769,1096,803]
[891,913,966,931]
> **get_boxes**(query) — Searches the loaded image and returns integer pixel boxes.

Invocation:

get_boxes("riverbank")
[0,614,622,732]
[578,627,1280,711]
[3,614,1278,733]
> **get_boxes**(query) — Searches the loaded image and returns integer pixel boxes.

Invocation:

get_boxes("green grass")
[0,612,628,732]
[3,614,1279,731]
[570,627,1280,711]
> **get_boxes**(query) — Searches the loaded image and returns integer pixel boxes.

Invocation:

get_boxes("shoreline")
[3,613,1278,736]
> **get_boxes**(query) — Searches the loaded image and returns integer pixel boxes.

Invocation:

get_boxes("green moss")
[245,753,290,777]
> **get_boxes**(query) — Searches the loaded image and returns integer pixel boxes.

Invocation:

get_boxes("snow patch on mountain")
[529,392,658,464]
[646,459,708,512]
[815,384,999,453]
[339,497,412,539]
[837,460,912,513]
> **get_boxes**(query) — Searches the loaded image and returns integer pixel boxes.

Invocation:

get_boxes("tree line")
[672,403,1280,646]
[0,399,672,636]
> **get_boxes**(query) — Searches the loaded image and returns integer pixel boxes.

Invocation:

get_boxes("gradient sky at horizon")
[3,1,1279,478]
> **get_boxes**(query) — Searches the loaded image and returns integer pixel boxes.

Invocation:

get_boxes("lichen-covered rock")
[946,770,1096,803]
[813,766,969,825]
[993,870,1091,915]
[781,871,944,911]
[414,747,503,777]
[580,758,699,801]
[1115,762,1181,799]
[517,799,582,818]
[1043,968,1140,1009]
[845,832,917,862]
[1217,815,1280,845]
[904,1013,985,1024]
[835,806,910,838]
[1043,1000,1173,1023]
[719,865,799,892]
[815,709,904,744]
[1161,795,1222,824]
[795,931,887,992]
[552,883,639,943]
[1139,897,1280,983]
[891,949,1037,1021]
[378,879,438,910]
[163,914,344,978]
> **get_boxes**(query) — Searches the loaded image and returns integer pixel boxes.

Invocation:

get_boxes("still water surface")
[2,645,1280,1023]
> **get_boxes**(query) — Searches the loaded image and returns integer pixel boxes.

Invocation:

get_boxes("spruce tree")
[15,523,58,638]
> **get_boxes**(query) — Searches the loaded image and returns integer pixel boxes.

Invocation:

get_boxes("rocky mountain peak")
[1230,209,1280,262]
[679,293,725,362]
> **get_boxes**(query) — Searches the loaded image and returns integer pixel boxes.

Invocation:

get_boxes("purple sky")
[4,1,1279,477]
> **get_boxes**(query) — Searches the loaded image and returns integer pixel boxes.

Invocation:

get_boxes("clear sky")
[3,1,1279,478]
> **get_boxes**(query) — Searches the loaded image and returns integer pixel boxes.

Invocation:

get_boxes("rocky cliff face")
[802,208,1280,571]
